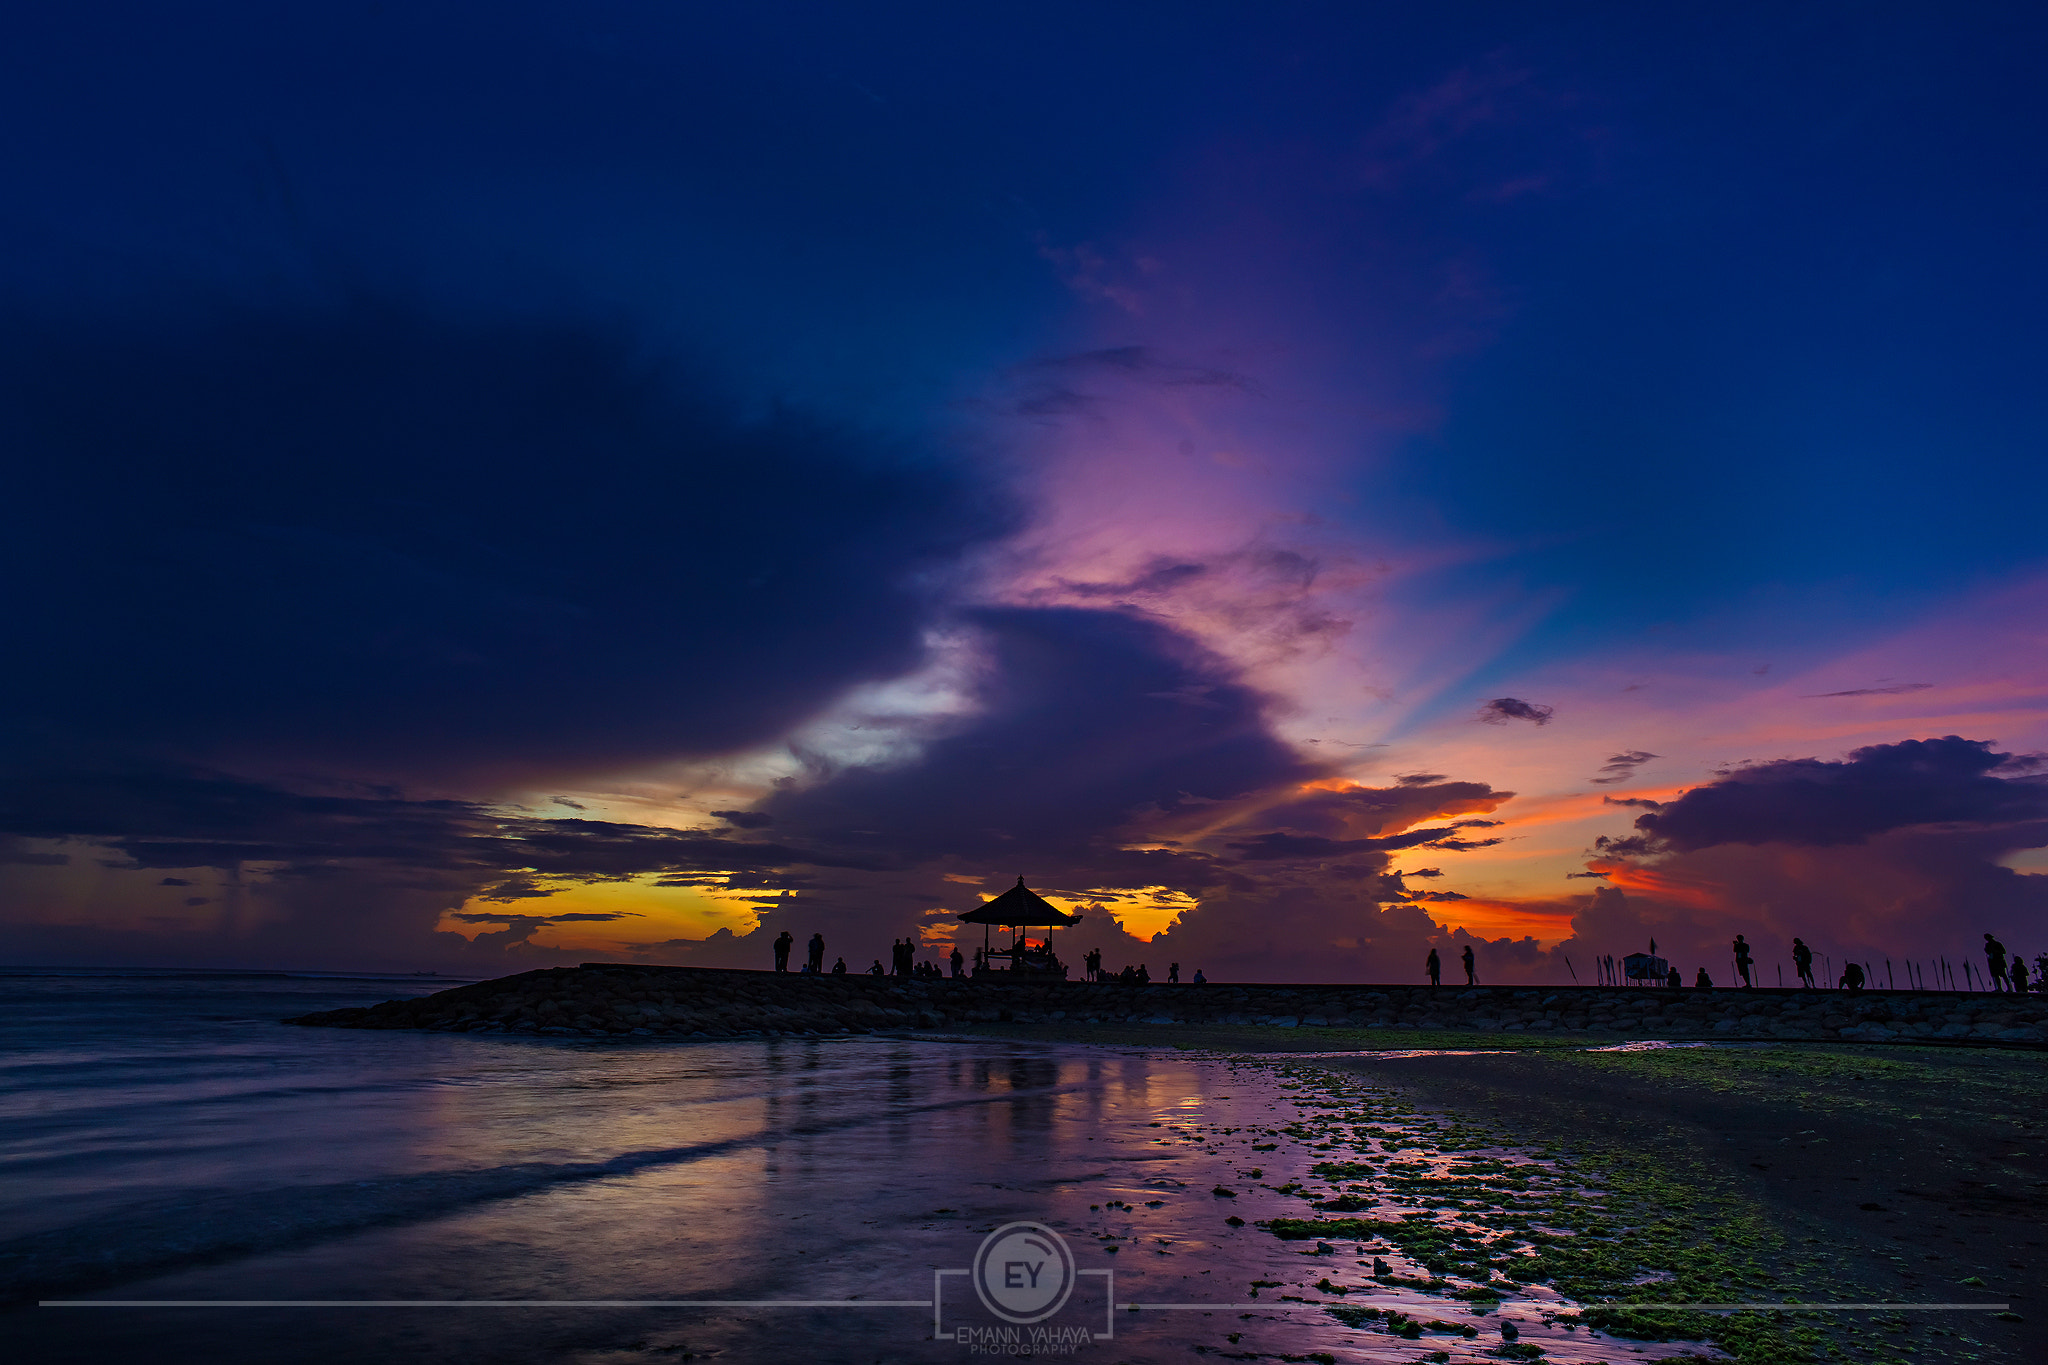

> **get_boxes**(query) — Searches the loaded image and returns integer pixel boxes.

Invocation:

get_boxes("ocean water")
[1,970,1713,1364]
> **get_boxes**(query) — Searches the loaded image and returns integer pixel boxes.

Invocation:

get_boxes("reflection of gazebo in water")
[957,877,1081,978]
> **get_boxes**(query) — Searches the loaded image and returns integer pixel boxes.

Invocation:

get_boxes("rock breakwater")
[285,963,2048,1044]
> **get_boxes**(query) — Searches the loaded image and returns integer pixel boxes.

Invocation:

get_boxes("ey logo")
[969,1222,1076,1324]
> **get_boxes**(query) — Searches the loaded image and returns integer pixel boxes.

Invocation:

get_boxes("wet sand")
[967,1021,2046,1363]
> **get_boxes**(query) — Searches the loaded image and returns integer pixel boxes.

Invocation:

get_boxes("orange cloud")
[1594,860,1728,912]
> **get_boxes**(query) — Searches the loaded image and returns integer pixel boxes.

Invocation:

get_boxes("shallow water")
[2,970,1723,1364]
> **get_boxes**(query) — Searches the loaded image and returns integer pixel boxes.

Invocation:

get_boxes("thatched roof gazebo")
[956,877,1080,977]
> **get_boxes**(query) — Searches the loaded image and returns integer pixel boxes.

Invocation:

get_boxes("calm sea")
[1,969,1683,1365]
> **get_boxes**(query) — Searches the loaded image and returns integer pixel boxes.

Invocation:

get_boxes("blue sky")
[3,1,2044,976]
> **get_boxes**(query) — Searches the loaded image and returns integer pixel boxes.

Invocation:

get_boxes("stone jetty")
[286,963,2047,1045]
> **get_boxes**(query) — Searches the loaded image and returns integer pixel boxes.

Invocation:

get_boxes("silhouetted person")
[867,959,884,975]
[1732,934,1754,988]
[1792,937,1815,989]
[806,932,825,973]
[1667,966,1682,988]
[1426,948,1441,987]
[1168,962,1180,984]
[1695,967,1713,988]
[1985,933,2008,992]
[1136,963,1150,984]
[1461,944,1477,986]
[1084,948,1102,981]
[1840,961,1865,992]
[1192,968,1207,984]
[894,938,915,976]
[950,946,964,978]
[2011,958,2029,994]
[831,956,846,975]
[773,930,793,972]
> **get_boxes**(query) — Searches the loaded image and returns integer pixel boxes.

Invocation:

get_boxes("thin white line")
[1116,1301,2012,1313]
[1591,1303,2010,1312]
[39,1300,935,1309]
[39,1298,2010,1313]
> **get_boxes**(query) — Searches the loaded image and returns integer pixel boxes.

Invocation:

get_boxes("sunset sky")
[4,2,2045,983]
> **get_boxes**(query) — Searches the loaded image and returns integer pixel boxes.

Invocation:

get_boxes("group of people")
[1733,931,2040,993]
[1422,931,2046,994]
[1980,933,2041,994]
[769,931,1213,984]
[772,930,977,979]
[1423,944,1479,987]
[1077,949,1207,985]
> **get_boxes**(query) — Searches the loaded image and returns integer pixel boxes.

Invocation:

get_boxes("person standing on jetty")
[1792,937,1815,988]
[1985,933,2009,991]
[2013,958,2031,994]
[1461,943,1478,986]
[773,930,794,972]
[1084,948,1102,981]
[1426,947,1442,987]
[806,932,825,974]
[950,946,964,978]
[1732,934,1754,987]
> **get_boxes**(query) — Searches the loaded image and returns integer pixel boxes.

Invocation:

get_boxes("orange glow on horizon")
[1423,897,1577,944]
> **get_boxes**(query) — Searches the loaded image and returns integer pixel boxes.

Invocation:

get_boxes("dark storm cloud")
[0,295,1012,788]
[1477,697,1554,725]
[1228,828,1453,860]
[1802,683,1935,698]
[1249,780,1508,839]
[1024,345,1254,391]
[1003,346,1258,420]
[1589,750,1658,785]
[0,764,852,886]
[0,841,68,866]
[759,605,1316,867]
[1629,736,2048,852]
[447,909,640,948]
[1057,559,1211,599]
[710,810,776,830]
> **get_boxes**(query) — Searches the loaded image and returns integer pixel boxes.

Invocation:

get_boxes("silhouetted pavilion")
[957,877,1081,977]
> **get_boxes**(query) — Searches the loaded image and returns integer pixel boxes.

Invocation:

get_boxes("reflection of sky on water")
[6,975,1720,1363]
